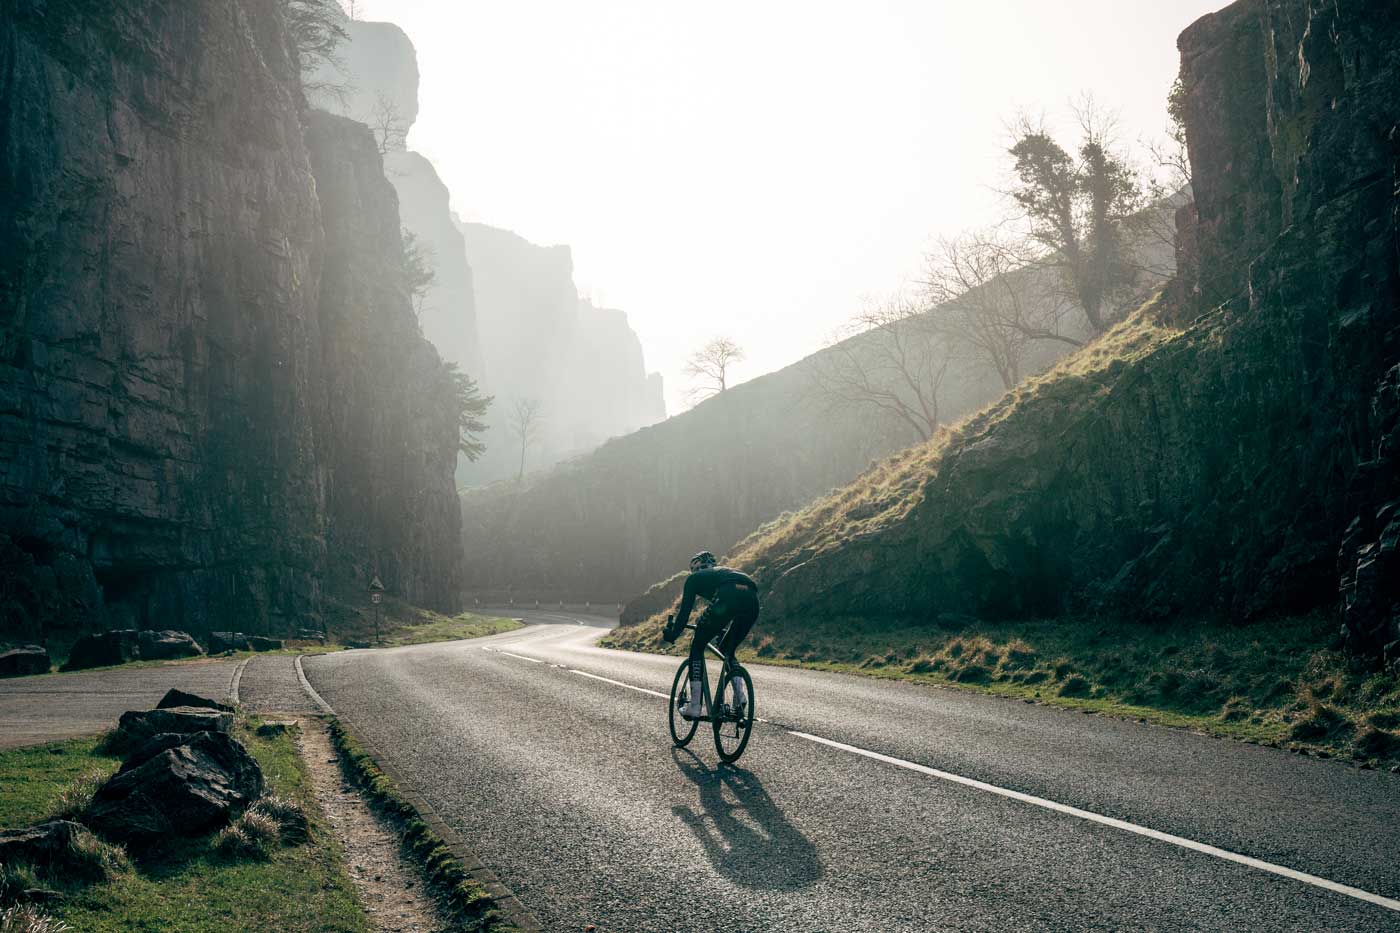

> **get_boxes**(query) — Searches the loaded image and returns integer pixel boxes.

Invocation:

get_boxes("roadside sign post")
[369,576,385,645]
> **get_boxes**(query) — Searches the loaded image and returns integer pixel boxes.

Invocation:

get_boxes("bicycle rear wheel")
[712,665,754,763]
[668,659,699,747]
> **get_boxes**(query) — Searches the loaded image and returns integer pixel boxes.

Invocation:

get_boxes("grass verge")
[327,719,518,932]
[604,611,1400,769]
[379,611,521,648]
[0,718,366,932]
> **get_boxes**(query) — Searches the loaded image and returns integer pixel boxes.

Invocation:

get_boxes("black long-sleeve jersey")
[674,567,759,629]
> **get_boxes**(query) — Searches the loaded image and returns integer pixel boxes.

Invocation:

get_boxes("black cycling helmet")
[689,550,717,572]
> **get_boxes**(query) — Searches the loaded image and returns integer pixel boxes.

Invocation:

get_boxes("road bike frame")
[679,619,744,723]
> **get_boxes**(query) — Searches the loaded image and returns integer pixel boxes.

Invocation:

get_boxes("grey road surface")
[0,658,240,748]
[305,613,1400,932]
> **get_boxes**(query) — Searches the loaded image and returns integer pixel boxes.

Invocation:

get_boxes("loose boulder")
[86,732,264,843]
[61,630,139,670]
[136,630,204,660]
[0,820,121,882]
[248,636,283,652]
[208,631,251,654]
[0,645,50,678]
[156,688,232,713]
[111,706,232,749]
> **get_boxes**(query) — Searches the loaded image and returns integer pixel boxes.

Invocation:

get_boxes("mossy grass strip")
[605,610,1400,769]
[0,715,365,931]
[327,718,530,931]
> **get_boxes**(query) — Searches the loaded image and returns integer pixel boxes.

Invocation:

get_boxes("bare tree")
[924,231,1082,390]
[684,337,745,404]
[1148,75,1191,197]
[810,294,954,443]
[367,93,409,155]
[285,0,351,107]
[344,0,359,19]
[509,398,545,481]
[400,228,435,322]
[1006,98,1146,335]
[1137,73,1193,275]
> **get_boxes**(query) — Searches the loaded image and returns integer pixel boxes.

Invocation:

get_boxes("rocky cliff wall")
[636,0,1399,655]
[309,18,419,128]
[458,222,666,485]
[384,150,483,376]
[0,0,463,641]
[311,18,664,484]
[309,18,484,384]
[306,112,463,611]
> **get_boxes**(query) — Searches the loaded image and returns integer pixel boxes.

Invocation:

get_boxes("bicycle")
[665,615,756,763]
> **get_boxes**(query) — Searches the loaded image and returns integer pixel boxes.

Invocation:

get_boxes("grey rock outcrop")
[62,631,140,671]
[62,628,201,670]
[156,688,231,713]
[0,821,113,881]
[114,706,233,748]
[208,632,251,654]
[87,731,264,843]
[0,645,49,678]
[136,630,203,660]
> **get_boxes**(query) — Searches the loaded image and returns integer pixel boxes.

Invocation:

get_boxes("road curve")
[305,613,1400,932]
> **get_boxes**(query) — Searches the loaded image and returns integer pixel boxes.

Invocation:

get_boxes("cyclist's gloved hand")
[661,615,678,644]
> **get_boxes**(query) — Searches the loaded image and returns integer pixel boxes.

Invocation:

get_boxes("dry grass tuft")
[46,769,108,823]
[248,795,309,846]
[213,808,279,861]
[0,904,70,933]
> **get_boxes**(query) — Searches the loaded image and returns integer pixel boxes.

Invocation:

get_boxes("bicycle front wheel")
[668,659,699,747]
[712,665,755,763]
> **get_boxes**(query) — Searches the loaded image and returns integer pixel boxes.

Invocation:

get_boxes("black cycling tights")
[689,604,758,672]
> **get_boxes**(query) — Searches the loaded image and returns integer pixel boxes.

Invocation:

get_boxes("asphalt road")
[305,612,1400,932]
[0,658,240,748]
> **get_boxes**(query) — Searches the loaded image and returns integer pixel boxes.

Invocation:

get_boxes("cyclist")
[663,551,760,719]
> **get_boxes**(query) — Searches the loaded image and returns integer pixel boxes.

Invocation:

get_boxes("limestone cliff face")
[384,151,483,376]
[309,19,484,382]
[640,0,1399,653]
[0,0,463,640]
[458,222,666,484]
[310,18,419,128]
[306,113,463,611]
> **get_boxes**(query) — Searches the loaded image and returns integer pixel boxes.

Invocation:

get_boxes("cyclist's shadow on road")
[670,748,822,890]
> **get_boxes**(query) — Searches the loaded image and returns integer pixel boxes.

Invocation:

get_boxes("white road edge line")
[500,651,543,664]
[294,654,334,715]
[787,730,1400,914]
[570,669,670,699]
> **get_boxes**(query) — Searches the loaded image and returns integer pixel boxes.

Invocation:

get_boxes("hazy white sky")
[355,0,1222,414]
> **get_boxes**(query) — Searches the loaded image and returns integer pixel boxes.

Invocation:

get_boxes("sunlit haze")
[355,0,1221,413]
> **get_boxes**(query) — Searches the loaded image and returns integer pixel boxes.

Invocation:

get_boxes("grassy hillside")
[460,221,1173,602]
